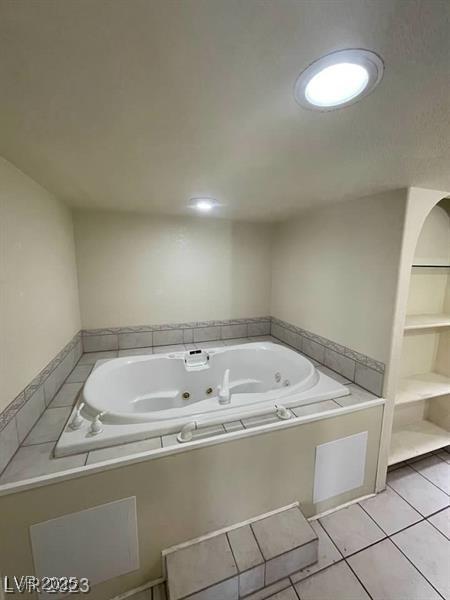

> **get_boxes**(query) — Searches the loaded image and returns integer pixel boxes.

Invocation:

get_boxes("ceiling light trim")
[294,48,384,111]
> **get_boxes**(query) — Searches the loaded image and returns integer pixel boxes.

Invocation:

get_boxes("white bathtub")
[55,342,349,456]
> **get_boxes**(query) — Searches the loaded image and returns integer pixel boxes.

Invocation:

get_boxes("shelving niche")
[390,201,450,464]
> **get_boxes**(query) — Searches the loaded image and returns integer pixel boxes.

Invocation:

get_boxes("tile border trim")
[271,317,385,374]
[81,316,272,336]
[81,316,384,374]
[0,332,82,434]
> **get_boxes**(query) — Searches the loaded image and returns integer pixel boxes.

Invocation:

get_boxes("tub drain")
[182,391,191,400]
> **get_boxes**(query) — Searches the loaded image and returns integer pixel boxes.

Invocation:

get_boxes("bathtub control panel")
[184,349,210,370]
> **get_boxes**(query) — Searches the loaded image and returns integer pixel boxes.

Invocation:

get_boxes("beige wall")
[73,210,272,329]
[0,158,80,412]
[0,404,383,600]
[271,190,408,364]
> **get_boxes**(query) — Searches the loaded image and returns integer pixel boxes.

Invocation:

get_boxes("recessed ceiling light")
[189,198,216,212]
[294,49,384,110]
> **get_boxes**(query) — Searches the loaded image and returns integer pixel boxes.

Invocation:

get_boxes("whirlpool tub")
[55,342,349,456]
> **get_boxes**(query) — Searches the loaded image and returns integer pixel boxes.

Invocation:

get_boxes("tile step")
[164,504,318,600]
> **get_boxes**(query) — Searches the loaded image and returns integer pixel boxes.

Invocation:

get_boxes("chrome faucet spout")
[218,368,231,404]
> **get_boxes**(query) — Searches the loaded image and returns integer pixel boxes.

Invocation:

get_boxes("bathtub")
[55,342,349,456]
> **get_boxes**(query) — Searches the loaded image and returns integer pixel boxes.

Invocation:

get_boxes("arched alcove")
[390,198,450,464]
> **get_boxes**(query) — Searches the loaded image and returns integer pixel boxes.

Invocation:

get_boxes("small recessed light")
[196,200,213,211]
[294,49,383,110]
[189,198,217,212]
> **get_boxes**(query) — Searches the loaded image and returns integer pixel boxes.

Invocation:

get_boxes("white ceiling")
[0,0,449,221]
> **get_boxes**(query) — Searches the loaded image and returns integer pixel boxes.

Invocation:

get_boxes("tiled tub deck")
[0,336,380,486]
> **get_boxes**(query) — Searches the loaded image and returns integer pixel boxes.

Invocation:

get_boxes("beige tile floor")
[128,451,449,600]
[0,336,379,485]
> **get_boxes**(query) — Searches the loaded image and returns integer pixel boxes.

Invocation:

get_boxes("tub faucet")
[177,421,196,443]
[89,412,106,435]
[218,369,231,404]
[69,402,85,430]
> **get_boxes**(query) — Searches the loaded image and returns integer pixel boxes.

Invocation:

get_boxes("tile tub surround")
[0,332,82,473]
[81,317,272,352]
[270,318,385,396]
[80,315,384,396]
[0,336,383,485]
[0,318,269,472]
[1,312,380,454]
[0,310,383,484]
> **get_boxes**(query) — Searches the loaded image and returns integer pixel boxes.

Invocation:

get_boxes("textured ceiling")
[0,0,449,221]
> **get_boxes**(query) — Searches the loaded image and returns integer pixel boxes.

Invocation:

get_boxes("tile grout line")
[287,518,345,588]
[432,450,450,464]
[356,500,390,536]
[291,581,301,599]
[317,516,387,560]
[21,439,62,448]
[292,558,374,600]
[21,407,73,449]
[328,500,435,600]
[388,531,447,600]
[386,476,450,533]
[388,465,449,508]
[224,530,238,571]
[321,494,447,600]
[357,497,423,539]
[247,521,269,589]
[315,520,345,561]
[0,423,23,479]
[222,530,242,596]
[343,558,375,600]
[385,479,438,520]
[406,459,450,496]
[425,511,450,541]
[384,478,428,515]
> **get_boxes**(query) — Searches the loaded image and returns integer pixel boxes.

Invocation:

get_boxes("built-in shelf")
[389,419,450,465]
[412,264,450,268]
[404,313,450,330]
[396,372,450,405]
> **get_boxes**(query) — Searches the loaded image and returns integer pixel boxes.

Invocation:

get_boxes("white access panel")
[313,431,368,504]
[30,496,139,598]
